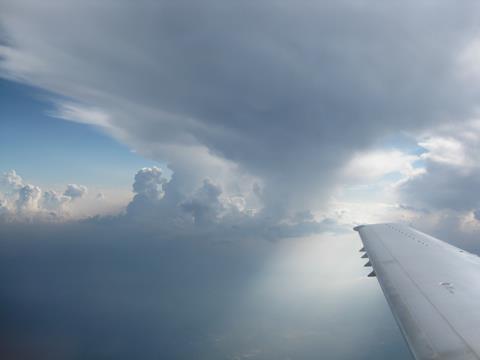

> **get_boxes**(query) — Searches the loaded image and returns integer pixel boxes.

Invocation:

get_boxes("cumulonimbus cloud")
[2,1,480,220]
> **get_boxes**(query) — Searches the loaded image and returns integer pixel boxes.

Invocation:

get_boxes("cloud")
[342,150,421,183]
[126,166,171,221]
[132,166,166,200]
[322,120,480,245]
[64,184,88,199]
[399,161,480,212]
[0,198,8,216]
[0,166,338,241]
[43,190,71,211]
[2,169,24,190]
[0,170,91,219]
[16,184,42,212]
[181,179,224,225]
[121,166,341,241]
[2,1,480,245]
[418,137,468,166]
[398,120,480,213]
[51,102,110,127]
[2,0,480,219]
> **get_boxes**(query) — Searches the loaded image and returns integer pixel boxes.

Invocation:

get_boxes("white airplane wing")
[355,223,480,360]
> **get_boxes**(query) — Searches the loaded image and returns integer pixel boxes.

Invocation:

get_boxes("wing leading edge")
[356,223,480,360]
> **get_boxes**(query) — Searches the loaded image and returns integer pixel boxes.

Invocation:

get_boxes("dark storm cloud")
[398,124,480,217]
[2,0,480,215]
[393,125,480,247]
[400,161,480,211]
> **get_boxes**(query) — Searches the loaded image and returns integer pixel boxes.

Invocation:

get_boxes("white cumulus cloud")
[2,169,24,190]
[16,184,42,212]
[0,170,92,221]
[64,184,88,199]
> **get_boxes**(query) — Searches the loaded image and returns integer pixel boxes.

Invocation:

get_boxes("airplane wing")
[355,223,480,360]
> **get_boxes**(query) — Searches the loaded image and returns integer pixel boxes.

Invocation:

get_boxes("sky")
[2,1,480,359]
[0,79,160,187]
